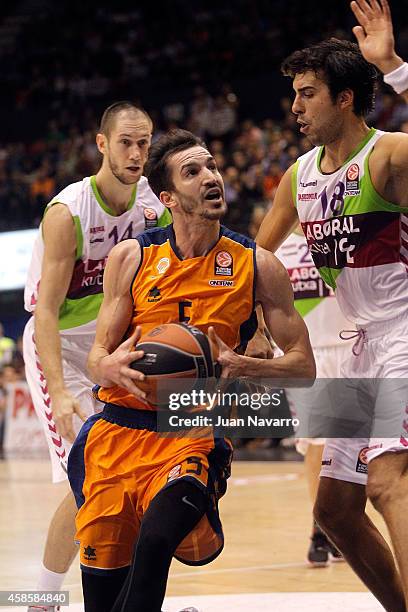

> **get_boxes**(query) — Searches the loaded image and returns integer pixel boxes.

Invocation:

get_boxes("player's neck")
[320,119,370,174]
[94,169,136,215]
[172,218,220,259]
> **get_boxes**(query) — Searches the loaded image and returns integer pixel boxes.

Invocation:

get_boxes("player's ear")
[338,89,354,110]
[96,133,107,155]
[160,191,176,209]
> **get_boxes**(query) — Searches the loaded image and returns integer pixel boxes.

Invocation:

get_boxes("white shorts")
[321,314,408,485]
[286,344,350,455]
[23,317,99,483]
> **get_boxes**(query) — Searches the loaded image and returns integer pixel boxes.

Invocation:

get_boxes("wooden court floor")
[0,457,389,609]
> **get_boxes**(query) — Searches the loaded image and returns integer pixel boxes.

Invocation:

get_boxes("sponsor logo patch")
[209,279,234,287]
[298,192,317,201]
[157,257,170,274]
[300,179,317,188]
[83,545,97,561]
[147,286,161,302]
[322,459,332,466]
[214,251,233,276]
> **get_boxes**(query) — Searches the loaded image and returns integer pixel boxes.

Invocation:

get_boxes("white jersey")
[294,128,408,326]
[276,233,350,348]
[24,175,171,335]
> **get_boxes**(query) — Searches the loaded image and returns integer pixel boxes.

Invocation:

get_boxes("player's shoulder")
[219,225,255,249]
[135,224,172,248]
[256,245,287,275]
[49,176,91,208]
[108,237,140,263]
[373,130,408,151]
[137,175,165,209]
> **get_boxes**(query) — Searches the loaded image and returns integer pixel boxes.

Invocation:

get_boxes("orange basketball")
[130,323,219,405]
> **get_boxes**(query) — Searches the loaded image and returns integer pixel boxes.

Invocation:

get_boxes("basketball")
[130,323,219,405]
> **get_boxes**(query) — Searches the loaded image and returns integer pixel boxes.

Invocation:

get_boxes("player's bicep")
[94,241,141,352]
[256,248,311,354]
[37,204,77,312]
[256,164,298,252]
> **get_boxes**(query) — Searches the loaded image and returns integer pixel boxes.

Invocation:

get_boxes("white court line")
[170,561,306,578]
[230,473,299,485]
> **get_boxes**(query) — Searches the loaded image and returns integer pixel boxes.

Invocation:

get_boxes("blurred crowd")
[1,86,408,234]
[1,0,408,233]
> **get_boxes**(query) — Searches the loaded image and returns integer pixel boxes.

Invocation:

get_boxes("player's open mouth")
[127,166,141,172]
[204,188,222,201]
[297,120,309,134]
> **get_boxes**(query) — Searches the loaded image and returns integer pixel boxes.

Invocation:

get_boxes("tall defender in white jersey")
[256,1,408,609]
[276,230,350,566]
[22,102,171,611]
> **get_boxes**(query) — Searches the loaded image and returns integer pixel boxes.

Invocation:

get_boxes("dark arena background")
[1,1,408,610]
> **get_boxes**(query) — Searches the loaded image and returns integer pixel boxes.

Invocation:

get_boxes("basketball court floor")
[0,456,387,611]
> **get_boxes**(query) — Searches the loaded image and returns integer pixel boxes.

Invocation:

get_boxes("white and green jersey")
[276,232,350,348]
[24,175,171,335]
[294,128,408,326]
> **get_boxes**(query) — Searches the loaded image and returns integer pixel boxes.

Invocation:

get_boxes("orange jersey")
[98,224,257,409]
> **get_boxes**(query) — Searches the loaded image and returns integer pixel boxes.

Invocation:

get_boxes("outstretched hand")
[351,0,402,73]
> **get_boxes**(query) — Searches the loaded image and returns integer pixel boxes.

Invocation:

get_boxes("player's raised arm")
[256,163,298,253]
[351,0,408,103]
[87,240,146,399]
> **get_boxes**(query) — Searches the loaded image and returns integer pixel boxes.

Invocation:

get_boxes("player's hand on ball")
[208,326,246,378]
[99,326,147,399]
[245,327,274,359]
[51,389,86,443]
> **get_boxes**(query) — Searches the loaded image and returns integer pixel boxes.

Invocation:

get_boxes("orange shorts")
[68,404,232,573]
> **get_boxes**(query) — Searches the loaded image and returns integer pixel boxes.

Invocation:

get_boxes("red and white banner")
[4,382,47,452]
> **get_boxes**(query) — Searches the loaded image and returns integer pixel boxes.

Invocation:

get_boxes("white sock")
[36,563,67,591]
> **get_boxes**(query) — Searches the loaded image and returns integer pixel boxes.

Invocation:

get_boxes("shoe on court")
[27,606,60,611]
[326,539,345,562]
[307,532,330,567]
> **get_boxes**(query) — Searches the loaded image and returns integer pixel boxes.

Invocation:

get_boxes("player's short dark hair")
[99,101,152,136]
[144,129,206,197]
[281,38,378,117]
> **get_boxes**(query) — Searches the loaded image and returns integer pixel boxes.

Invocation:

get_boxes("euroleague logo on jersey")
[144,207,158,229]
[214,251,233,276]
[345,163,360,195]
[356,446,369,474]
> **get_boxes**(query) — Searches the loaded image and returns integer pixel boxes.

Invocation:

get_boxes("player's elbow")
[300,350,316,384]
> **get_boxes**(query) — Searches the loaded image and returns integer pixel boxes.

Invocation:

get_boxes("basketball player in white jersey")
[275,228,350,566]
[254,1,408,608]
[23,102,172,612]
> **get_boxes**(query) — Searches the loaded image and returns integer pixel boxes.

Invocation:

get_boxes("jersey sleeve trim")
[72,215,83,260]
[158,208,172,227]
[291,160,299,208]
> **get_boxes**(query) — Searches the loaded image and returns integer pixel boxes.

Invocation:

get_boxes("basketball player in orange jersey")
[67,129,315,612]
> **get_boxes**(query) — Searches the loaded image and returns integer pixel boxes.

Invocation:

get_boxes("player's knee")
[366,471,397,511]
[137,524,174,558]
[313,497,351,538]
